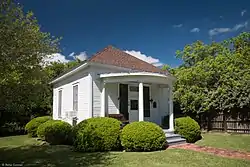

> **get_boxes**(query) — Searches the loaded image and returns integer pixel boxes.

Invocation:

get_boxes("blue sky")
[21,0,249,67]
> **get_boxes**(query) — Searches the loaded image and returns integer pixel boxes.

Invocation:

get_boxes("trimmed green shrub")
[73,117,121,152]
[120,121,166,152]
[174,116,201,143]
[25,116,52,137]
[37,120,72,145]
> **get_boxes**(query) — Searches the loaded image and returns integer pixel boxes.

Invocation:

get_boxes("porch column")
[139,82,144,121]
[169,86,174,131]
[101,82,106,117]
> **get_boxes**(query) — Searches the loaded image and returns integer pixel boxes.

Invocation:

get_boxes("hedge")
[24,116,52,137]
[37,120,73,145]
[120,121,166,151]
[174,116,201,143]
[73,117,121,152]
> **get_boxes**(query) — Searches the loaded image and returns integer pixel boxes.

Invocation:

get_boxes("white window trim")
[72,84,79,112]
[58,89,63,118]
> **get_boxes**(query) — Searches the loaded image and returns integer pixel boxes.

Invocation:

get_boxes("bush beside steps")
[174,116,201,143]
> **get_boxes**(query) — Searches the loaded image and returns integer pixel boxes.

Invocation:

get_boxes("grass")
[196,132,250,152]
[0,135,249,167]
[0,135,43,148]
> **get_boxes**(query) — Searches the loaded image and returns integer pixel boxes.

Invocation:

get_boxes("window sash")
[73,85,78,111]
[58,90,62,118]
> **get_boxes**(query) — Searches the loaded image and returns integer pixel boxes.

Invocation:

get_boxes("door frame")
[127,83,151,122]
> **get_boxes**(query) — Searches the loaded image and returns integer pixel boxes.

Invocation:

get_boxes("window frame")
[58,89,62,118]
[73,84,79,112]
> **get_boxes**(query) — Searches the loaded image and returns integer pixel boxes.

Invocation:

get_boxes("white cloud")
[232,22,248,31]
[124,50,163,67]
[190,28,200,33]
[241,10,247,16]
[69,52,75,57]
[173,24,183,28]
[44,53,70,64]
[209,21,248,36]
[209,28,231,36]
[43,51,88,65]
[69,52,88,61]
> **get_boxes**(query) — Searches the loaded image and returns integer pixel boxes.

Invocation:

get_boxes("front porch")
[98,72,175,131]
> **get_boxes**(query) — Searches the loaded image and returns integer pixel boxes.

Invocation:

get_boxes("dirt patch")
[169,143,250,160]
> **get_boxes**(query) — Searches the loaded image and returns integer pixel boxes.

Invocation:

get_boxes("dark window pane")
[119,84,129,120]
[130,100,138,110]
[143,86,150,117]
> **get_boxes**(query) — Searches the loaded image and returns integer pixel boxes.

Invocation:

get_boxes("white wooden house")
[50,46,176,131]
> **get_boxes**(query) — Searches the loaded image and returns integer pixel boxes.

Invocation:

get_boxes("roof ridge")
[89,45,113,61]
[89,45,169,74]
[111,47,166,73]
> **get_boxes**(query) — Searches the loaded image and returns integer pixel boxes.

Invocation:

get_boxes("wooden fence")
[199,111,250,134]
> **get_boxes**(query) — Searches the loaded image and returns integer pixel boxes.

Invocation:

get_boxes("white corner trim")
[88,73,93,118]
[100,82,106,117]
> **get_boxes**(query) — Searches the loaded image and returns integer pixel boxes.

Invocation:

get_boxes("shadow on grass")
[0,145,115,167]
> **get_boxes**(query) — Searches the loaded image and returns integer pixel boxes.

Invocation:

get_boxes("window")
[73,85,78,111]
[130,100,138,110]
[129,86,139,92]
[58,90,62,118]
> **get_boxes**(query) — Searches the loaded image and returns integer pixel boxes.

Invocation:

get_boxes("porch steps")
[163,130,186,146]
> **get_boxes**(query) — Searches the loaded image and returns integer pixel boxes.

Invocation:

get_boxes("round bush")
[73,117,121,152]
[25,116,52,137]
[37,120,73,145]
[120,121,166,152]
[174,116,201,143]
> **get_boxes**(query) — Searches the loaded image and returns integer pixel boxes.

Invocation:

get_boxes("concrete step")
[163,129,186,146]
[167,138,186,146]
[165,133,182,139]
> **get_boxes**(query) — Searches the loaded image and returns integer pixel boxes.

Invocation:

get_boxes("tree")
[0,0,60,135]
[174,32,250,115]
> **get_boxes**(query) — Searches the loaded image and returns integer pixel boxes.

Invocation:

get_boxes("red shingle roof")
[89,45,167,74]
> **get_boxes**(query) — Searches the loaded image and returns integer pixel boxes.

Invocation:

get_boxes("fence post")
[223,111,228,132]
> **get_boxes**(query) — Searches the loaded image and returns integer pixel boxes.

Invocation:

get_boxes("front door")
[128,85,151,122]
[120,84,151,122]
[128,85,139,122]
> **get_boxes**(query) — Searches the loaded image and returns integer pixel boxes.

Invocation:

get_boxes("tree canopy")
[0,0,83,136]
[173,32,250,114]
[0,0,60,114]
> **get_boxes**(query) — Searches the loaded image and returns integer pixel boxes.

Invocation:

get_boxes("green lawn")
[196,132,250,152]
[0,135,249,167]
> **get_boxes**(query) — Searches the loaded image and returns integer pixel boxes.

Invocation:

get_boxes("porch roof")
[99,72,175,85]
